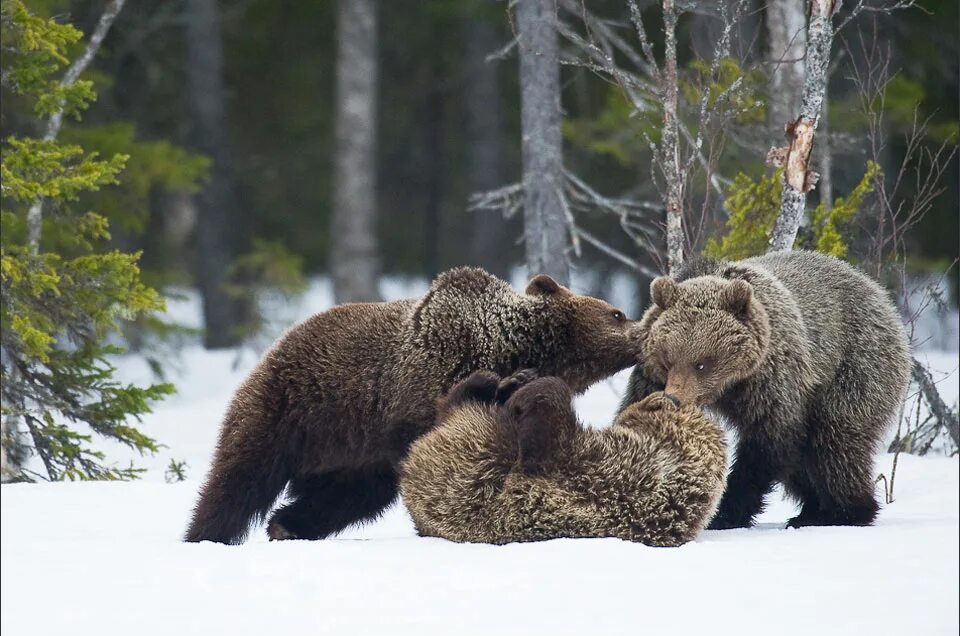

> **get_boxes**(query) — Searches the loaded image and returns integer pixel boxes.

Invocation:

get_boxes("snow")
[2,276,959,636]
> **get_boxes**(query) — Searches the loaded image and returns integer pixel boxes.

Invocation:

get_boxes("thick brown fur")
[400,371,728,547]
[622,250,911,529]
[184,268,641,544]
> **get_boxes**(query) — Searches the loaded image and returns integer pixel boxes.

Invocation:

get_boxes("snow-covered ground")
[2,276,958,636]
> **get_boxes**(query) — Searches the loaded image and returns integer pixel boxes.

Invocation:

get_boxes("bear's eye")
[694,359,714,373]
[611,310,626,322]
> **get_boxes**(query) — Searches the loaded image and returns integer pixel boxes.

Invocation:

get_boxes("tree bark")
[464,6,510,280]
[662,0,684,275]
[768,0,836,252]
[330,0,382,303]
[26,0,128,251]
[818,79,833,209]
[516,0,570,286]
[765,0,807,144]
[185,0,244,348]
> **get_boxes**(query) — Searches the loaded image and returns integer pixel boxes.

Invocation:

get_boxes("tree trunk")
[464,6,510,280]
[330,0,382,303]
[26,0,128,251]
[516,0,570,286]
[662,0,683,275]
[818,80,833,209]
[185,0,243,348]
[768,0,836,252]
[423,40,446,280]
[765,0,807,144]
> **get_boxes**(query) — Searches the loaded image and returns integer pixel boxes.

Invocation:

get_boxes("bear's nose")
[663,393,681,408]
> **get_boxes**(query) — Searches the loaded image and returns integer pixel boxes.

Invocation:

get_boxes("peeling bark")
[765,0,807,143]
[516,0,570,286]
[768,0,837,252]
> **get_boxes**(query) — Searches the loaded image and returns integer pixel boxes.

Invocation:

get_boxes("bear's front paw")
[636,391,679,413]
[495,368,539,404]
[267,520,299,541]
[706,515,750,531]
[447,370,501,406]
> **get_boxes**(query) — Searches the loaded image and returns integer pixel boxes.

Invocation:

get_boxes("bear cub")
[185,267,641,544]
[623,250,911,529]
[400,370,728,547]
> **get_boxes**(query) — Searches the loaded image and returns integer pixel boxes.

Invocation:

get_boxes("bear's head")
[637,274,771,406]
[525,274,641,393]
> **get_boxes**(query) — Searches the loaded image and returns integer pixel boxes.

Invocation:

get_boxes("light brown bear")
[623,250,911,529]
[400,370,728,547]
[185,268,641,544]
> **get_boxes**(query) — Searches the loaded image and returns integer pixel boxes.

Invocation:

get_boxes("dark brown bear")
[400,370,727,547]
[184,267,641,544]
[622,250,911,529]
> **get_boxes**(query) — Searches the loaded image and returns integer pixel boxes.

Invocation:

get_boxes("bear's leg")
[184,384,300,544]
[505,377,577,473]
[494,369,539,404]
[788,430,879,528]
[436,371,501,420]
[707,438,778,530]
[790,369,888,528]
[266,463,398,540]
[782,470,822,527]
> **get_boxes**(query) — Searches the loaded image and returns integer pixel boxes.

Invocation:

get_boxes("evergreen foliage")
[704,163,880,261]
[1,1,173,481]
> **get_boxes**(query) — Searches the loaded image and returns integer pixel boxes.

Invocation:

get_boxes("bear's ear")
[650,277,677,310]
[526,274,567,297]
[722,279,753,318]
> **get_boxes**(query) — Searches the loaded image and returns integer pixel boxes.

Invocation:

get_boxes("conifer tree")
[1,1,173,481]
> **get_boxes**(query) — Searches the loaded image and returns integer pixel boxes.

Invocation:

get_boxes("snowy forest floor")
[2,277,958,636]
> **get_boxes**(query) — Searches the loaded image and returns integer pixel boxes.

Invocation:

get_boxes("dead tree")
[515,0,570,286]
[556,0,751,275]
[661,0,684,275]
[330,0,382,303]
[767,11,956,462]
[767,0,839,251]
[765,0,807,145]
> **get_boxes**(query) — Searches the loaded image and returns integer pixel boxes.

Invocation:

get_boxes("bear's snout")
[664,370,701,406]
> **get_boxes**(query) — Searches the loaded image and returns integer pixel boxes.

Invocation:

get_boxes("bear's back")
[743,251,907,380]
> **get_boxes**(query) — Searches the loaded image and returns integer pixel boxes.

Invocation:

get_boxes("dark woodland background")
[3,0,958,319]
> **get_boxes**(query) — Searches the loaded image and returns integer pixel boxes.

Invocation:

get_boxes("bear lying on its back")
[400,370,728,547]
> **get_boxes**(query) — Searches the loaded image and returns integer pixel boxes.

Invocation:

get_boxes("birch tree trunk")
[662,0,684,275]
[186,0,243,348]
[25,0,127,251]
[464,6,510,279]
[330,0,382,303]
[768,0,837,252]
[516,0,570,286]
[766,0,807,143]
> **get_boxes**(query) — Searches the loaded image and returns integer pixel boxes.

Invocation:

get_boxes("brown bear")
[400,370,728,547]
[623,250,911,529]
[184,267,641,544]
